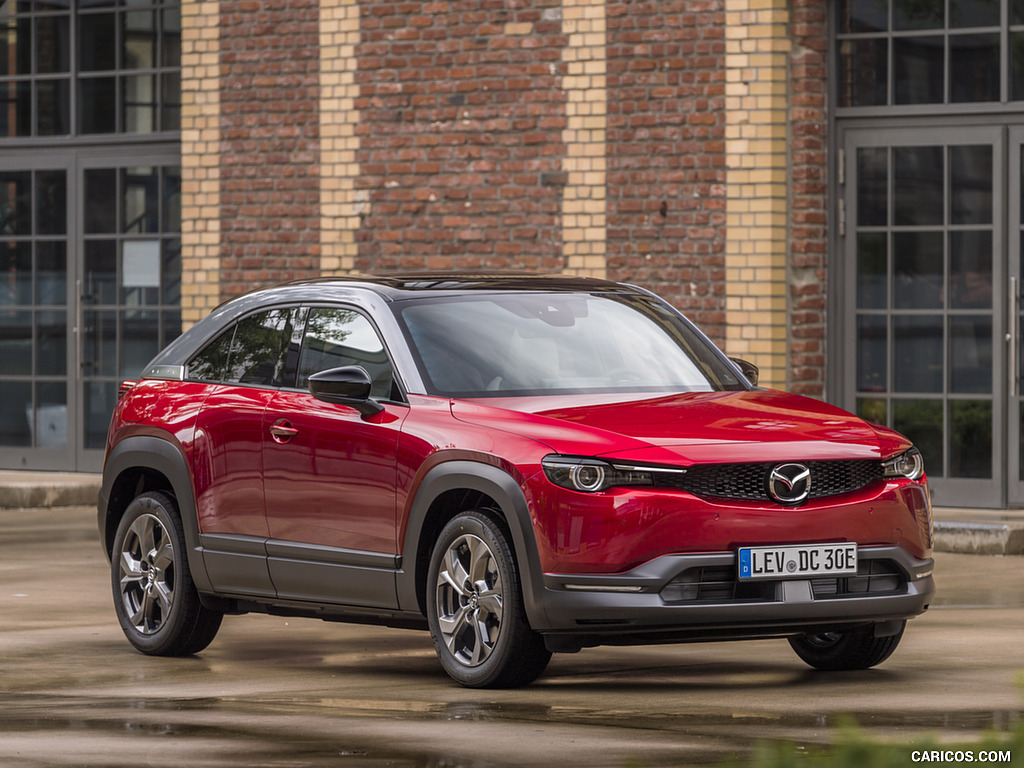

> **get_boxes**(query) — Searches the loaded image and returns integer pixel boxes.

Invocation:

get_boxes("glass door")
[842,126,1004,508]
[0,148,180,472]
[77,150,182,470]
[1007,127,1024,505]
[0,157,74,470]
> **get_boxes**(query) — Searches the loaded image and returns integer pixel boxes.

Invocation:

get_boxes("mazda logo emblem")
[767,463,812,505]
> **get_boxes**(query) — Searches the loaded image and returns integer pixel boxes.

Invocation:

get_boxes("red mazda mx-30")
[98,274,934,688]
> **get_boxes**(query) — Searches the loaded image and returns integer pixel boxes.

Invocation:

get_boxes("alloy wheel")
[117,512,176,635]
[434,532,505,667]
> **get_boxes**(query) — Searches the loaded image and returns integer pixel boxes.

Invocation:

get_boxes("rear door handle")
[269,418,298,443]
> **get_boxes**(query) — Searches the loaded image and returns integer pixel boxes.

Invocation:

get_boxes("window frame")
[834,0,1022,116]
[185,302,408,405]
[0,0,182,143]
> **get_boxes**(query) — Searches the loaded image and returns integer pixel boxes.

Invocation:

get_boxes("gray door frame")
[1007,126,1024,506]
[75,144,181,472]
[836,123,1006,509]
[0,143,178,472]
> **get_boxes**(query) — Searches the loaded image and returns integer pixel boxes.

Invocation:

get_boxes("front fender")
[396,460,554,631]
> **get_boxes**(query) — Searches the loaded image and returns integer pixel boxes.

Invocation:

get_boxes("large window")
[852,140,996,483]
[837,0,1013,107]
[0,169,68,450]
[0,0,180,138]
[82,161,182,448]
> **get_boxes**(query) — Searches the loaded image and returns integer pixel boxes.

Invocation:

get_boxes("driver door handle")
[269,419,298,443]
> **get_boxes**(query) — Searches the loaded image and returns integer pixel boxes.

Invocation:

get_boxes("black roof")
[278,272,645,301]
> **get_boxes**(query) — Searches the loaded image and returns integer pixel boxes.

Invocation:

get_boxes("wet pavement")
[1,506,1022,768]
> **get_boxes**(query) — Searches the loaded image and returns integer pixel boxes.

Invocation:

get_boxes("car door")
[262,305,408,607]
[189,306,306,596]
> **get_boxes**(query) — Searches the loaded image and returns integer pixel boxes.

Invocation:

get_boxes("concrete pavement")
[2,505,1022,768]
[1,469,1022,554]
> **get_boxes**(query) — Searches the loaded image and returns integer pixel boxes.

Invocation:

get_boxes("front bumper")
[532,545,934,651]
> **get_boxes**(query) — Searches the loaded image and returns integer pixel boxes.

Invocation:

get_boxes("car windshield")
[397,292,746,397]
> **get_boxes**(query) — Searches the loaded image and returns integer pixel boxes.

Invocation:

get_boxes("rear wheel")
[426,509,551,688]
[789,621,905,671]
[111,491,223,656]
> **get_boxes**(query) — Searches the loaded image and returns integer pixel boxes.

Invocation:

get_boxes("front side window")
[297,307,396,400]
[397,293,744,398]
[188,307,305,387]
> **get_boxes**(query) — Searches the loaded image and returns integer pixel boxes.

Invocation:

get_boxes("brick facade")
[219,0,322,298]
[605,1,727,346]
[180,0,830,394]
[351,1,568,273]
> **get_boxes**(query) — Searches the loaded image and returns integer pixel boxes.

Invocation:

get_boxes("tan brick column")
[180,0,221,328]
[319,0,361,275]
[724,0,790,388]
[561,0,607,279]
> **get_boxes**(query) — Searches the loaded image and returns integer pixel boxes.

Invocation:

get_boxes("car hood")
[452,390,909,464]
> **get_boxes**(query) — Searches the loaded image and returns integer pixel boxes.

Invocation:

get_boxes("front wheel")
[111,491,223,656]
[789,621,905,671]
[426,509,551,688]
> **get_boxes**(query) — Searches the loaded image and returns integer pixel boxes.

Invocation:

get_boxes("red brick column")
[352,3,568,273]
[219,0,322,298]
[605,1,727,345]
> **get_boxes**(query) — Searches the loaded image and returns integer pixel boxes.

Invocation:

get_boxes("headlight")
[542,455,686,493]
[882,447,925,481]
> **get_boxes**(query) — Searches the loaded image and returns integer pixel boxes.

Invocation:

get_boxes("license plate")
[737,543,857,581]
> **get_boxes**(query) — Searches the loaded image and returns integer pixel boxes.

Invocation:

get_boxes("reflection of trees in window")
[187,325,234,382]
[228,309,298,386]
[303,308,356,350]
[188,307,306,386]
[298,308,394,398]
[895,0,944,30]
[0,172,31,235]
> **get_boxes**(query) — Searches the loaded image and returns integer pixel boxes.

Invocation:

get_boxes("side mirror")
[729,357,759,387]
[308,366,384,416]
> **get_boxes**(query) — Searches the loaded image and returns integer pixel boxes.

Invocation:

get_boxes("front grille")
[660,559,907,605]
[660,566,775,603]
[679,460,882,503]
[810,558,904,599]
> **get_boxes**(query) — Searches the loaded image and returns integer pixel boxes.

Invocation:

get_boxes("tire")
[426,509,551,688]
[110,491,223,656]
[788,621,906,671]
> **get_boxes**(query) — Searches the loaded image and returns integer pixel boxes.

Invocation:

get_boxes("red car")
[98,274,934,688]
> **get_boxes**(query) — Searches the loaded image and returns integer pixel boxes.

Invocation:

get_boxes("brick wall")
[180,0,832,397]
[788,0,828,398]
[352,1,568,273]
[219,0,322,298]
[605,1,727,345]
